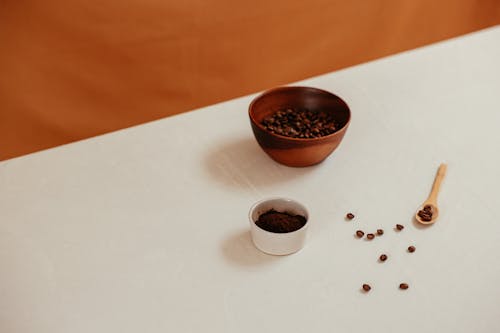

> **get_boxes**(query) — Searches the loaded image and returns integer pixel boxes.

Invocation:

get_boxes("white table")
[1,26,500,332]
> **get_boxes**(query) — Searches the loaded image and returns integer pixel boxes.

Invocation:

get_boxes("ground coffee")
[255,209,307,233]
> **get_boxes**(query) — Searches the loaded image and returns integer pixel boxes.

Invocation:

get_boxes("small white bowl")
[248,198,309,255]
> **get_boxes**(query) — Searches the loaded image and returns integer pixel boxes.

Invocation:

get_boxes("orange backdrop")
[1,0,499,160]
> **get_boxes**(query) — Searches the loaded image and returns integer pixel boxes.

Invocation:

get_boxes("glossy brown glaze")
[249,86,351,167]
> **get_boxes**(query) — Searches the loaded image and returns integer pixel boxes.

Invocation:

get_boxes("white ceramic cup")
[248,198,309,255]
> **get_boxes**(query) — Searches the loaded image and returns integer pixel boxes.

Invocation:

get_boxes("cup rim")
[248,197,309,235]
[248,85,351,142]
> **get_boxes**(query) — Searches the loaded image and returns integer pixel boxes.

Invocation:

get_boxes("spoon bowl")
[415,203,439,225]
[415,164,447,225]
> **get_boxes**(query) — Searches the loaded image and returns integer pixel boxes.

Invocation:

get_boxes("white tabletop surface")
[1,26,500,332]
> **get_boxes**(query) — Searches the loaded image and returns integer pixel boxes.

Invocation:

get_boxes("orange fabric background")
[1,0,499,160]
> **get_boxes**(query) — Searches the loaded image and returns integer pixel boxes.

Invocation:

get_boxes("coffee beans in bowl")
[261,108,338,139]
[249,86,351,167]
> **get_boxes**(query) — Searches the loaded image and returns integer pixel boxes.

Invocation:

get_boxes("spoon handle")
[428,163,447,203]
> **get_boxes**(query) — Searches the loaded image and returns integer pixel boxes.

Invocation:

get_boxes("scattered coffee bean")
[255,209,307,233]
[261,108,339,139]
[417,205,433,222]
[399,283,409,290]
[366,233,375,240]
[346,213,355,220]
[356,230,365,238]
[362,284,371,292]
[408,246,416,253]
[379,254,388,261]
[396,224,404,231]
[376,229,384,235]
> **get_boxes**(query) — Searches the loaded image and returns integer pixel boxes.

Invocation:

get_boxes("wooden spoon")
[415,163,447,225]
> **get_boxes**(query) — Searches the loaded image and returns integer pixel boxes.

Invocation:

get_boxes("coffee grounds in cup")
[261,108,338,139]
[255,209,307,233]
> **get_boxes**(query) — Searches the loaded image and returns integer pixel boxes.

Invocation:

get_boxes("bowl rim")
[248,85,351,142]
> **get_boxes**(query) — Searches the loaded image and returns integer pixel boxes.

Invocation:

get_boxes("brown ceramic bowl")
[249,86,351,167]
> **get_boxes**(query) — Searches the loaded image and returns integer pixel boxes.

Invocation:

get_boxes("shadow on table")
[220,229,279,267]
[204,137,314,190]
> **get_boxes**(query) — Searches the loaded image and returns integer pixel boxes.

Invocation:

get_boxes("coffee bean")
[362,284,371,292]
[366,233,375,240]
[379,254,388,261]
[408,246,416,253]
[418,209,433,221]
[396,224,404,231]
[346,213,355,220]
[399,283,409,290]
[356,230,365,238]
[261,108,338,139]
[421,215,432,222]
[418,205,434,222]
[377,229,384,235]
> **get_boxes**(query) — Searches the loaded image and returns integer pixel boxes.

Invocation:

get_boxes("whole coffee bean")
[418,205,434,222]
[356,230,365,238]
[418,210,432,220]
[399,283,409,290]
[396,224,404,231]
[261,108,338,139]
[366,233,375,240]
[379,254,388,261]
[408,246,416,253]
[362,284,371,292]
[376,229,384,235]
[418,211,433,221]
[346,213,355,220]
